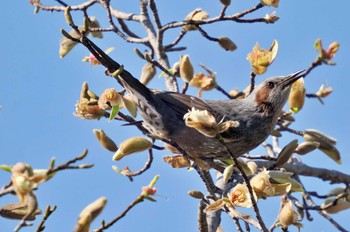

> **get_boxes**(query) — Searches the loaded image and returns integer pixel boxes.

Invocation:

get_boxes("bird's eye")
[266,81,275,89]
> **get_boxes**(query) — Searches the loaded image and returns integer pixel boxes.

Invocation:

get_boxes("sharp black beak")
[281,70,306,88]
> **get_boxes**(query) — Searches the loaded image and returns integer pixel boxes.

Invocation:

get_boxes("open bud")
[295,141,320,155]
[316,83,333,98]
[122,94,137,117]
[11,163,34,203]
[189,72,217,97]
[314,39,340,64]
[277,199,302,229]
[93,129,118,152]
[75,98,106,120]
[183,108,217,137]
[303,129,341,164]
[179,55,194,83]
[229,183,256,208]
[288,78,306,113]
[250,170,275,198]
[264,11,279,23]
[141,175,159,201]
[260,0,279,7]
[163,155,191,168]
[247,40,278,75]
[113,137,153,161]
[98,88,122,110]
[140,63,156,85]
[74,197,107,232]
[183,9,209,32]
[0,202,41,221]
[218,37,237,51]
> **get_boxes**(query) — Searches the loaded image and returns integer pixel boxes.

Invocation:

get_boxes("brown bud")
[140,63,156,85]
[218,37,237,51]
[188,190,205,199]
[220,0,231,6]
[0,202,41,221]
[64,6,73,26]
[113,137,153,161]
[93,129,118,152]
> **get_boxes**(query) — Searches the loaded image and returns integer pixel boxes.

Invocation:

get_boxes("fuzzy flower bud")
[140,63,156,85]
[113,137,153,161]
[288,78,306,113]
[122,94,137,118]
[250,170,275,198]
[179,55,194,83]
[93,129,118,152]
[260,0,279,7]
[277,199,303,229]
[303,129,341,164]
[74,197,107,232]
[218,37,237,51]
[316,83,333,98]
[183,9,209,32]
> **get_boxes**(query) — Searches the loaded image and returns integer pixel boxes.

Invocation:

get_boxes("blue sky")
[1,1,350,231]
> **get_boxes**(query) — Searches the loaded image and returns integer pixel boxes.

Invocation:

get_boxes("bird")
[82,37,305,163]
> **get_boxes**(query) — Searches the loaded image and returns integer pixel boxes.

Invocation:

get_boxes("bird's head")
[249,70,306,116]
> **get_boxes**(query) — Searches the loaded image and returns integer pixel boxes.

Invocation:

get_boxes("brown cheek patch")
[255,86,271,104]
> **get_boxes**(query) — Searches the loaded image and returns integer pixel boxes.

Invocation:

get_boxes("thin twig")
[35,205,57,232]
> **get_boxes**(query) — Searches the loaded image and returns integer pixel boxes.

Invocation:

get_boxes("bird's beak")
[281,70,306,88]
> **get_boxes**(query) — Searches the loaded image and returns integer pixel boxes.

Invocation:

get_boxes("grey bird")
[82,38,305,163]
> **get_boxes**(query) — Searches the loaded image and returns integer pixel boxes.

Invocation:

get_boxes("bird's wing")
[153,90,215,115]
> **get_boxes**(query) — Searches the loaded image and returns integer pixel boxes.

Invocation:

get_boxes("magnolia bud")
[183,9,209,31]
[275,139,298,166]
[294,141,319,155]
[0,202,41,221]
[179,55,194,83]
[220,0,231,6]
[140,63,156,85]
[74,197,107,232]
[122,94,137,117]
[303,129,341,164]
[113,137,153,161]
[218,37,237,51]
[288,78,306,113]
[93,129,118,152]
[188,190,205,199]
[277,200,301,228]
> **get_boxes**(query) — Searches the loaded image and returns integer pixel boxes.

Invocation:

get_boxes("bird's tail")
[81,37,155,103]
